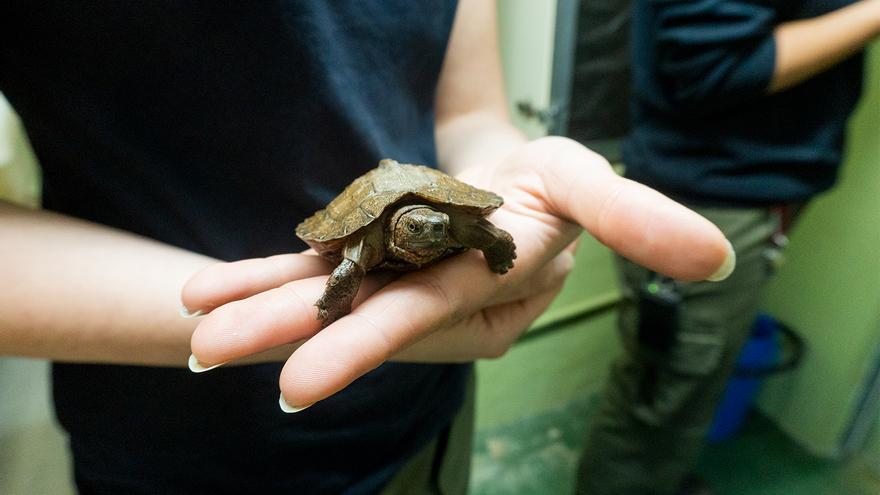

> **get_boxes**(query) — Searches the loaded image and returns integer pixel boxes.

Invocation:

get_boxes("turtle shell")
[296,159,503,255]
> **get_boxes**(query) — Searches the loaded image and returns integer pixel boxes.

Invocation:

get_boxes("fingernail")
[706,240,736,282]
[279,394,313,414]
[188,354,227,373]
[180,305,204,318]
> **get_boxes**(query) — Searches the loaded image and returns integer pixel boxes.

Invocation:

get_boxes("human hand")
[183,137,733,411]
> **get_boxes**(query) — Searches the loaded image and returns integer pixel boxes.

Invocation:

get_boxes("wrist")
[868,0,880,35]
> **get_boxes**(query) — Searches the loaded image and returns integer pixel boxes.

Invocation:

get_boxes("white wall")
[498,0,558,139]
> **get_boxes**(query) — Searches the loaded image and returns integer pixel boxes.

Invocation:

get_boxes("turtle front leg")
[314,233,381,328]
[453,216,517,274]
[315,258,365,328]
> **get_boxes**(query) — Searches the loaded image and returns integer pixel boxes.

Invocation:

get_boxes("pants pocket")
[666,319,725,377]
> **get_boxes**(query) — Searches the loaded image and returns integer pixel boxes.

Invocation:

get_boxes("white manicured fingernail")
[188,354,227,373]
[279,394,312,414]
[706,240,736,282]
[180,306,204,318]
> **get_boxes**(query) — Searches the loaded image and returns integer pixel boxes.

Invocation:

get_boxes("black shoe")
[677,474,715,495]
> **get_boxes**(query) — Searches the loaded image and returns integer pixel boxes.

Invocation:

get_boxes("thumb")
[526,137,734,281]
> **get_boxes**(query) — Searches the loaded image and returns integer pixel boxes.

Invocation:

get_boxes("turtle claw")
[490,258,515,275]
[489,258,515,275]
[315,297,347,328]
[485,235,517,274]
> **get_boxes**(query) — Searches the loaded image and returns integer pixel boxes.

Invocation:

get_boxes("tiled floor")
[471,393,880,495]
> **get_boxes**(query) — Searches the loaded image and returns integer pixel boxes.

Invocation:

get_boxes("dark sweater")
[1,1,464,493]
[624,0,865,206]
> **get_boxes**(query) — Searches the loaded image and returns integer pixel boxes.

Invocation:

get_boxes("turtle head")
[388,205,450,265]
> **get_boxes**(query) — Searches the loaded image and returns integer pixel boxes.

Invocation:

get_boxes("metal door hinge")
[516,100,563,127]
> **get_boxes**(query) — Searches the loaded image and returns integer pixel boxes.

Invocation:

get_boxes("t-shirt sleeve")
[648,0,778,112]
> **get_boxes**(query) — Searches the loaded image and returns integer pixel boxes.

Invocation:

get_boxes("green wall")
[475,235,622,430]
[757,44,880,458]
[866,425,880,477]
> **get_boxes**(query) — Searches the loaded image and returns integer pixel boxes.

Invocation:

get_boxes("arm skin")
[0,201,209,365]
[433,0,524,175]
[646,0,879,110]
[185,0,734,410]
[770,0,880,93]
[0,201,328,365]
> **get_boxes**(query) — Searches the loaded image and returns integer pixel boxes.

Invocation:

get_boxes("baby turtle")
[296,159,517,327]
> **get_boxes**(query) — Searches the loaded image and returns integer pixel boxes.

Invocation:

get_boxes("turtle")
[296,159,517,327]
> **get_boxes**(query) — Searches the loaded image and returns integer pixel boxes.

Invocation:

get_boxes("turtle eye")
[407,222,420,234]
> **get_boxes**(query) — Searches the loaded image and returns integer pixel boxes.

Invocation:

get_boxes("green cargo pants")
[576,206,791,495]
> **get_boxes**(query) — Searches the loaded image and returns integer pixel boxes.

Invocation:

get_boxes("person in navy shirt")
[577,1,880,494]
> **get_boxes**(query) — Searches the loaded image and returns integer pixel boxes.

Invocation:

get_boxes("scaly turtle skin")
[296,159,517,327]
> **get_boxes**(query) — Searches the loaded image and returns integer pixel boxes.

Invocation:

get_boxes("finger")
[564,238,580,256]
[275,258,498,408]
[524,137,733,281]
[277,282,564,409]
[393,284,565,363]
[189,271,396,366]
[273,242,564,408]
[591,179,734,281]
[489,249,574,305]
[181,253,333,314]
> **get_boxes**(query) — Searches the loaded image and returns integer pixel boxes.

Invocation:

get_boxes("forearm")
[770,0,880,93]
[434,0,528,177]
[0,201,214,365]
[435,112,526,177]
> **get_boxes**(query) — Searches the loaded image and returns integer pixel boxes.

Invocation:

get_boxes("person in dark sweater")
[577,1,880,494]
[0,1,734,493]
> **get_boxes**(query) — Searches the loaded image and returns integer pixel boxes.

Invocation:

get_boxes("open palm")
[184,137,732,410]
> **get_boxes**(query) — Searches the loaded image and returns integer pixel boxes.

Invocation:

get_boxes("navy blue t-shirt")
[1,2,465,493]
[624,0,865,206]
